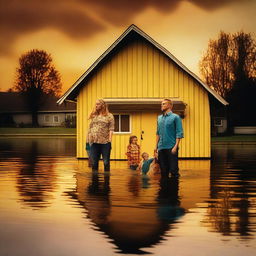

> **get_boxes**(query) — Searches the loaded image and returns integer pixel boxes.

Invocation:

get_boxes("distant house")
[58,24,228,159]
[209,99,228,136]
[0,92,76,127]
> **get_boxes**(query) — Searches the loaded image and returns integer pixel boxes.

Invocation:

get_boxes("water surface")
[0,138,255,256]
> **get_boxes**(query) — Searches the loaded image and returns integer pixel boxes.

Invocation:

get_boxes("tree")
[226,32,256,127]
[13,49,62,126]
[200,31,233,98]
[200,31,256,129]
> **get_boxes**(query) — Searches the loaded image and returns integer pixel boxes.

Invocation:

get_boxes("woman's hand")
[109,131,113,142]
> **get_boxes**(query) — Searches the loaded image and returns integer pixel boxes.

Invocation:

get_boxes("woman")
[88,99,114,171]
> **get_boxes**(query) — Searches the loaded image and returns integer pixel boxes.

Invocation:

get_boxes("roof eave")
[57,24,228,106]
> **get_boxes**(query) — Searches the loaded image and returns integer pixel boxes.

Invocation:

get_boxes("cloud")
[190,0,247,10]
[82,0,251,24]
[0,0,252,55]
[0,0,105,55]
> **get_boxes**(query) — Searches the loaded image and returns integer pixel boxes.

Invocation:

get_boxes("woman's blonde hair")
[89,99,109,119]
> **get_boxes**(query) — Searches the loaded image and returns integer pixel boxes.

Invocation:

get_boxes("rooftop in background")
[0,92,76,113]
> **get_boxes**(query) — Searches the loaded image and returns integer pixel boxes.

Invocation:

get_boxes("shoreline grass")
[0,128,255,141]
[211,135,256,142]
[0,127,76,135]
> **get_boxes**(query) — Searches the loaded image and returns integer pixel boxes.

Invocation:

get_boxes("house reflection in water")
[1,138,255,255]
[66,160,211,254]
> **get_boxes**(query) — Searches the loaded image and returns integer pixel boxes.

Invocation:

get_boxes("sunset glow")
[0,0,255,93]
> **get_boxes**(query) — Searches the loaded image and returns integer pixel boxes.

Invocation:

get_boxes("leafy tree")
[13,49,62,126]
[200,31,256,129]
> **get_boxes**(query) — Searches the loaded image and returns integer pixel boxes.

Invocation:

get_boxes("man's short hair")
[163,98,173,106]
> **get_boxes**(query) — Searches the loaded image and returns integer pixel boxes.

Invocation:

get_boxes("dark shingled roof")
[0,92,76,113]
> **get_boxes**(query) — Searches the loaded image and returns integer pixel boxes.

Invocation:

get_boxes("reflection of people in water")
[127,172,141,197]
[67,171,111,226]
[66,168,186,254]
[157,177,185,223]
[86,172,111,225]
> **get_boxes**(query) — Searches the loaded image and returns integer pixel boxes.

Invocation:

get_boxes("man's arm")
[155,118,160,152]
[171,138,181,154]
[171,116,184,154]
[155,135,160,153]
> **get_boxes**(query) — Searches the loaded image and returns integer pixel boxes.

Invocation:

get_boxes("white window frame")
[44,115,50,123]
[113,114,131,134]
[53,115,59,123]
[66,114,72,119]
[214,118,223,127]
[66,113,75,119]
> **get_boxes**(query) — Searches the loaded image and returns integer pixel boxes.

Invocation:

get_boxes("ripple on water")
[0,139,256,255]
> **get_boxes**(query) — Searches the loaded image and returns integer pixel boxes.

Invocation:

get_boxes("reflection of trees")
[0,137,76,157]
[16,141,57,209]
[66,170,185,254]
[0,137,74,209]
[205,189,232,236]
[203,146,256,239]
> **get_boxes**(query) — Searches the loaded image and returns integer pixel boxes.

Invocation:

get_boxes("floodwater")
[0,138,255,256]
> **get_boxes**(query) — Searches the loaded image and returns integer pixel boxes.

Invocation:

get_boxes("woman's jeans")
[90,142,111,171]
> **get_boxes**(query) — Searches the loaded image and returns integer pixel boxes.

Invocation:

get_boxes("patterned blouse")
[88,113,114,144]
[126,144,141,166]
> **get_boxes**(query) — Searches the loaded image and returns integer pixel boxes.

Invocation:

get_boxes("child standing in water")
[126,136,141,170]
[138,151,160,176]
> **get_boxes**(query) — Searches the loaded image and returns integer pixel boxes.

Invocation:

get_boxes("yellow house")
[58,25,227,159]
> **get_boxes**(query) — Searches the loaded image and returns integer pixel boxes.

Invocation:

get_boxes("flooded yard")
[0,137,255,256]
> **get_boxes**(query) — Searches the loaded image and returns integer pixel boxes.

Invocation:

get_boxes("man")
[155,99,184,178]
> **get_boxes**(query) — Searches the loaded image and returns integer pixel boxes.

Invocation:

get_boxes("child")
[147,151,161,176]
[126,136,141,170]
[139,151,160,176]
[138,152,150,172]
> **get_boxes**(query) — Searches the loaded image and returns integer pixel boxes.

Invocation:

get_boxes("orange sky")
[0,0,255,93]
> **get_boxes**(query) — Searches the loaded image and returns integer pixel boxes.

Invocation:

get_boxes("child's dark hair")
[129,135,137,144]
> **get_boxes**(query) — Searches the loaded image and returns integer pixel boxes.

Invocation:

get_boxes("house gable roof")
[57,24,228,105]
[0,92,76,113]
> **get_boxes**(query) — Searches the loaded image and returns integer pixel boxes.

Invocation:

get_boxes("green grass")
[211,135,256,142]
[0,127,76,134]
[0,128,255,141]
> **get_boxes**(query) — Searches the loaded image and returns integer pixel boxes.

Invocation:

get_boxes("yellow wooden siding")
[77,38,210,159]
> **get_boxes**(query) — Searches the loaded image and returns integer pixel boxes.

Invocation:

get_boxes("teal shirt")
[142,158,154,174]
[157,111,184,150]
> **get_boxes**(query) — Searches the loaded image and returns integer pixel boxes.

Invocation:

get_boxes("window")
[66,114,75,119]
[114,114,130,133]
[214,118,223,127]
[44,115,50,123]
[53,115,59,123]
